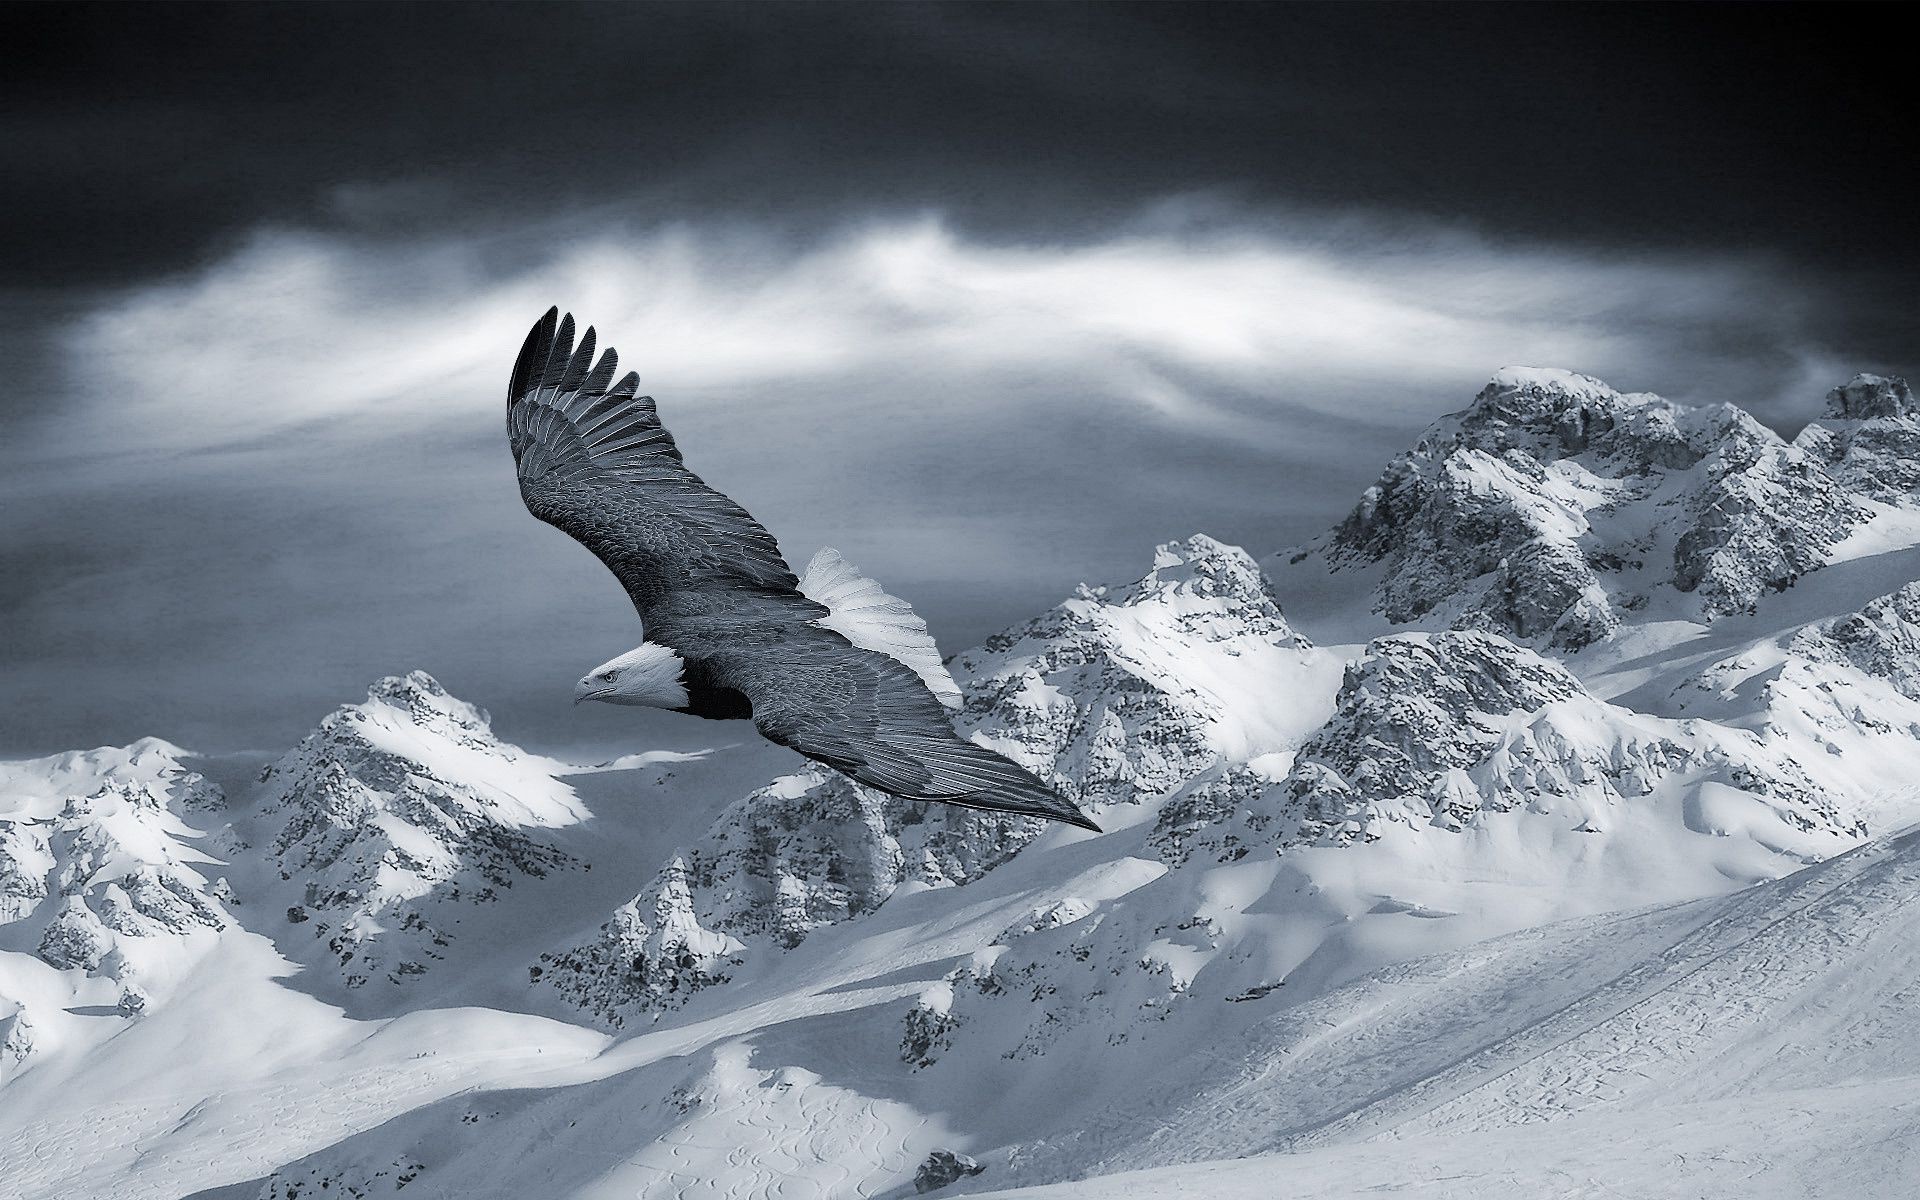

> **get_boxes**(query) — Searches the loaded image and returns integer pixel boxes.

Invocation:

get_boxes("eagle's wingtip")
[1065,808,1103,833]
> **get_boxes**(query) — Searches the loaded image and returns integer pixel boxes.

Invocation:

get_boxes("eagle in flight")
[508,308,1099,831]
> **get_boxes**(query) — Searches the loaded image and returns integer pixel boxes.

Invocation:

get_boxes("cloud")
[56,211,1821,457]
[4,205,1869,756]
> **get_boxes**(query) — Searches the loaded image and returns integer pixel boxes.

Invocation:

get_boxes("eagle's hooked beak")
[574,681,612,706]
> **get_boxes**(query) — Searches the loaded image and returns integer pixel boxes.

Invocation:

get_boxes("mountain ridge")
[5,364,1919,1198]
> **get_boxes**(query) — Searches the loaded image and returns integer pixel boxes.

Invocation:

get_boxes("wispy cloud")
[5,206,1862,756]
[56,210,1823,456]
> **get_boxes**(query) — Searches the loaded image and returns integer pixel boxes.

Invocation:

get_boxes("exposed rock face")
[1792,374,1920,504]
[1786,582,1920,701]
[535,856,746,1024]
[1283,632,1583,843]
[951,534,1313,801]
[1319,368,1873,644]
[901,981,959,1068]
[260,671,584,989]
[1824,373,1918,421]
[541,537,1323,1025]
[914,1149,985,1193]
[0,822,52,924]
[29,781,228,977]
[0,1002,33,1073]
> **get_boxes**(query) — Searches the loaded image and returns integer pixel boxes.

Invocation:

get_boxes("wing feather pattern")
[799,547,964,711]
[507,307,802,615]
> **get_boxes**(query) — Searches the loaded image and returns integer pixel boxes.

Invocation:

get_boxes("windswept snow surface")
[6,369,1920,1199]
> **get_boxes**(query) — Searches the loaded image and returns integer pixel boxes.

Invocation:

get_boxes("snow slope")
[973,824,1920,1199]
[4,367,1919,1199]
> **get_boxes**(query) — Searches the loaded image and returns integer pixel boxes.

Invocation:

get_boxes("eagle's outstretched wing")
[704,611,1100,831]
[507,307,804,615]
[507,307,1098,832]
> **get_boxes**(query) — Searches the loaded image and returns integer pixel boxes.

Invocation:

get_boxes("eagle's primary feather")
[507,307,1098,831]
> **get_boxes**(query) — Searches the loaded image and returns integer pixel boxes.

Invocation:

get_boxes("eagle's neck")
[674,657,754,722]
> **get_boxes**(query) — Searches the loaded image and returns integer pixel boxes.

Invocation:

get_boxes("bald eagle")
[507,308,1099,831]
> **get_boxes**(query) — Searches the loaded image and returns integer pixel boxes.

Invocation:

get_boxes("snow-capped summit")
[260,671,586,991]
[1083,533,1300,637]
[957,534,1322,775]
[1297,367,1881,647]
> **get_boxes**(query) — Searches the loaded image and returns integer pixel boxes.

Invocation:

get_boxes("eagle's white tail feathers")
[799,548,964,711]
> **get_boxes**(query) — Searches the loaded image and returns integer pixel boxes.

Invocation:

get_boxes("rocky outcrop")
[534,857,746,1026]
[914,1149,985,1193]
[1786,581,1920,701]
[0,744,233,1010]
[0,822,52,924]
[0,1002,34,1074]
[1823,373,1918,422]
[952,534,1313,803]
[1792,374,1920,505]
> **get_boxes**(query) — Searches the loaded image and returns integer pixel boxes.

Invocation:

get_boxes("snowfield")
[5,368,1920,1199]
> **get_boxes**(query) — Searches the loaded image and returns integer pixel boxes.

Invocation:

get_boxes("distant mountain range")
[6,368,1919,1199]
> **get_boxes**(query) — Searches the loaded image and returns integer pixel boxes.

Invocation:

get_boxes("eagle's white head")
[574,642,689,710]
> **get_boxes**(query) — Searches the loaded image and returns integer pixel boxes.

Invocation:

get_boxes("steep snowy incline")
[185,783,1920,1200]
[538,536,1344,1026]
[897,624,1866,1170]
[964,824,1920,1199]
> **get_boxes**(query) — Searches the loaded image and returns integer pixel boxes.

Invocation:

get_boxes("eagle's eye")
[600,670,617,681]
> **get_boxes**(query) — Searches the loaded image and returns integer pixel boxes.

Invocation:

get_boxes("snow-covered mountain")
[4,368,1917,1200]
[0,739,233,1068]
[1289,367,1884,648]
[258,671,587,993]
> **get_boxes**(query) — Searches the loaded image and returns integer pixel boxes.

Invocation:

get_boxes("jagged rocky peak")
[359,670,496,745]
[1448,366,1753,474]
[1794,373,1920,504]
[542,535,1329,1025]
[262,671,583,990]
[536,855,747,1026]
[1319,367,1873,644]
[1824,373,1917,421]
[1278,632,1588,844]
[1156,628,1857,866]
[956,534,1315,804]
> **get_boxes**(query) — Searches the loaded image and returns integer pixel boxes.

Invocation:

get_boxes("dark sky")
[3,2,1914,758]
